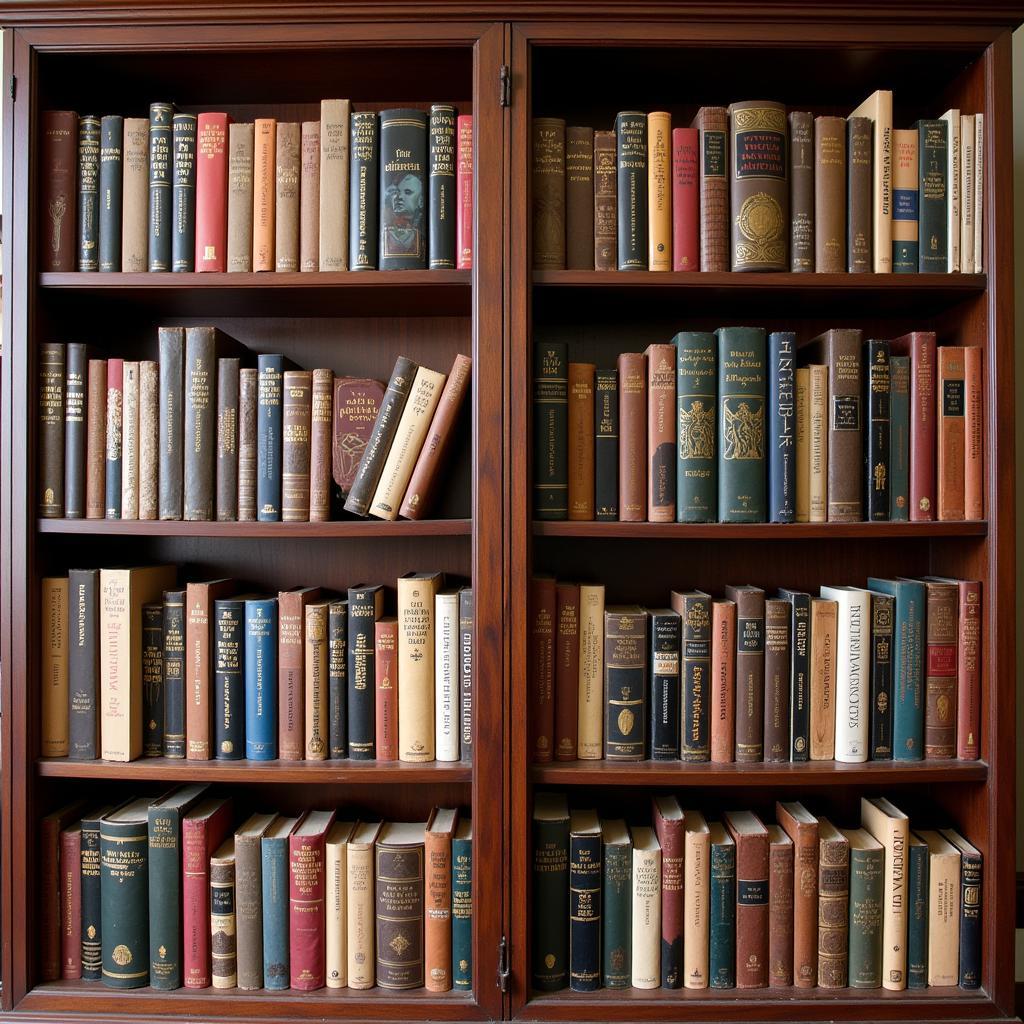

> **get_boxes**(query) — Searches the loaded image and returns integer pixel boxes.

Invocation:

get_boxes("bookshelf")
[0,3,1020,1024]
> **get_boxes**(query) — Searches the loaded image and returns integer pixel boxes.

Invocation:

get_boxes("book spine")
[195,112,229,272]
[889,355,910,520]
[674,333,716,522]
[938,346,966,520]
[329,603,350,758]
[379,108,428,270]
[347,839,376,989]
[957,581,981,760]
[594,369,619,521]
[98,115,123,272]
[957,846,982,988]
[309,368,333,522]
[630,841,661,988]
[647,111,671,271]
[616,112,648,270]
[39,342,66,517]
[817,834,849,987]
[100,820,149,988]
[733,831,768,989]
[768,837,794,986]
[304,605,329,759]
[290,830,329,989]
[533,342,568,520]
[320,99,352,271]
[244,599,277,760]
[789,111,814,271]
[814,116,845,273]
[829,587,869,762]
[257,354,285,522]
[847,117,872,272]
[566,362,596,521]
[655,816,683,989]
[964,346,984,520]
[183,327,216,521]
[924,582,958,758]
[768,332,796,522]
[278,590,310,761]
[617,351,646,522]
[785,818,818,987]
[274,122,300,272]
[763,599,790,762]
[398,571,442,762]
[41,815,64,980]
[451,829,472,989]
[235,835,263,990]
[424,828,452,991]
[348,110,379,271]
[147,103,174,271]
[565,125,594,270]
[905,840,928,988]
[61,828,82,979]
[849,845,884,988]
[41,109,77,271]
[86,360,107,518]
[974,113,984,273]
[158,327,184,520]
[822,330,865,522]
[281,370,313,522]
[457,115,473,269]
[104,359,123,518]
[865,339,891,521]
[785,594,811,761]
[593,130,617,271]
[710,601,736,763]
[554,584,580,761]
[671,127,699,271]
[216,358,240,522]
[68,569,100,758]
[120,361,139,520]
[577,585,605,760]
[262,836,290,989]
[693,107,728,272]
[77,115,100,270]
[81,818,102,980]
[650,610,682,761]
[679,596,709,762]
[709,839,735,988]
[125,120,150,273]
[732,590,765,762]
[227,123,255,272]
[214,600,245,759]
[604,609,647,761]
[908,333,937,521]
[892,129,919,272]
[717,327,766,522]
[532,117,566,270]
[569,830,602,991]
[870,593,894,760]
[348,586,381,759]
[171,113,197,272]
[253,118,276,271]
[374,839,424,989]
[139,360,159,519]
[459,589,474,762]
[300,121,321,272]
[918,120,948,271]
[683,827,710,988]
[602,841,631,988]
[429,104,457,269]
[41,578,69,757]
[211,853,236,988]
[880,579,924,761]
[808,363,828,522]
[530,577,556,763]
[646,344,675,521]
[184,814,223,988]
[162,590,186,758]
[142,602,164,758]
[238,369,258,521]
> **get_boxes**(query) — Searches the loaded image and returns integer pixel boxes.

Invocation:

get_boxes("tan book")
[121,117,149,272]
[645,342,675,522]
[849,89,893,273]
[41,577,69,757]
[809,597,837,760]
[568,362,596,520]
[576,583,605,759]
[630,825,662,989]
[368,366,446,521]
[860,796,910,990]
[398,571,443,761]
[347,820,382,989]
[973,113,984,274]
[227,123,255,273]
[138,360,159,520]
[795,367,810,522]
[186,578,234,760]
[960,114,975,274]
[100,565,176,760]
[914,829,959,986]
[319,99,351,271]
[814,116,846,273]
[325,820,356,988]
[647,111,672,271]
[683,809,710,989]
[299,121,321,273]
[309,368,333,522]
[252,118,276,271]
[892,129,918,268]
[425,807,459,991]
[808,364,828,523]
[120,361,140,520]
[274,122,300,272]
[210,837,237,988]
[304,601,330,759]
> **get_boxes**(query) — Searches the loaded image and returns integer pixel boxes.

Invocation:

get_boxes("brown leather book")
[776,800,819,987]
[891,331,937,521]
[724,811,769,988]
[237,368,257,521]
[299,121,320,273]
[725,585,765,762]
[762,597,790,762]
[809,596,838,759]
[921,578,958,758]
[937,346,966,520]
[227,122,255,273]
[553,582,580,761]
[710,599,735,763]
[40,801,88,980]
[789,111,814,272]
[424,808,458,992]
[186,578,235,760]
[275,122,300,272]
[253,118,276,271]
[593,130,617,271]
[690,106,728,272]
[374,822,426,989]
[529,575,556,763]
[282,370,313,522]
[332,377,385,499]
[565,126,594,270]
[847,117,872,273]
[568,362,596,521]
[532,117,566,270]
[41,110,78,272]
[964,345,984,520]
[814,116,846,273]
[39,342,65,517]
[216,357,240,522]
[645,343,675,522]
[309,368,333,522]
[278,586,321,760]
[767,825,794,986]
[85,359,107,519]
[817,817,850,988]
[617,351,646,522]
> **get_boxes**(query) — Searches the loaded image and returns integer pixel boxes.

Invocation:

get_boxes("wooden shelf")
[533,520,987,540]
[37,517,472,538]
[533,270,987,291]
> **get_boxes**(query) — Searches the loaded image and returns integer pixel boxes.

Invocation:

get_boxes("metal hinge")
[9,75,16,102]
[499,64,510,108]
[497,935,510,992]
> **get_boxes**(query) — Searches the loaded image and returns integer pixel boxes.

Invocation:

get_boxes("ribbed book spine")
[593,130,617,270]
[304,603,329,759]
[768,332,796,522]
[171,113,198,271]
[649,610,681,761]
[646,344,675,521]
[817,826,850,987]
[923,580,958,759]
[727,586,765,762]
[210,845,237,988]
[615,112,648,270]
[77,115,100,270]
[244,598,277,760]
[98,115,123,272]
[80,813,103,980]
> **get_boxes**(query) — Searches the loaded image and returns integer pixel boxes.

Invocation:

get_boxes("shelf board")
[533,270,987,291]
[38,517,472,538]
[38,270,472,318]
[531,759,988,786]
[38,757,472,784]
[533,520,987,540]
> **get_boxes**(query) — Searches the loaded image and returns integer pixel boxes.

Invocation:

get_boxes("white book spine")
[434,591,460,761]
[973,112,984,273]
[325,839,347,987]
[820,586,869,762]
[960,114,975,273]
[941,110,960,272]
[630,832,661,989]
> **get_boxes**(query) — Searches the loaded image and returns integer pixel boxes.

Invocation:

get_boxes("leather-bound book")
[789,110,813,271]
[652,795,684,988]
[120,361,139,519]
[864,338,891,521]
[332,376,384,501]
[162,588,187,758]
[594,368,618,520]
[767,825,794,986]
[603,605,647,761]
[58,827,83,978]
[274,122,300,272]
[779,589,810,761]
[41,111,78,272]
[725,584,765,762]
[672,127,699,271]
[554,582,580,760]
[776,801,819,987]
[890,331,936,520]
[234,812,276,991]
[768,331,796,523]
[861,796,910,989]
[138,360,159,519]
[867,590,894,759]
[763,597,790,762]
[451,817,472,989]
[601,819,632,988]
[615,111,648,270]
[724,810,769,987]
[710,599,735,763]
[39,342,65,517]
[850,90,893,273]
[104,358,123,518]
[41,576,69,757]
[348,583,384,759]
[457,115,473,269]
[299,121,320,272]
[171,113,197,272]
[141,602,164,756]
[158,326,185,519]
[533,341,568,520]
[682,810,710,988]
[532,793,569,990]
[650,606,682,761]
[81,805,113,980]
[327,599,348,759]
[40,801,88,981]
[795,367,809,520]
[216,357,240,522]
[568,809,601,991]
[577,583,605,760]
[807,362,828,522]
[708,821,736,988]
[674,332,716,522]
[458,587,474,762]
[379,108,428,270]
[257,353,285,521]
[304,602,330,760]
[184,326,228,521]
[918,577,958,758]
[955,578,981,759]
[617,350,646,522]
[593,130,617,270]
[847,116,872,272]
[279,586,322,761]
[816,817,850,987]
[892,128,919,272]
[429,104,457,269]
[964,345,984,520]
[147,102,174,271]
[941,828,983,989]
[671,591,708,762]
[532,117,566,269]
[843,826,884,989]
[214,597,245,759]
[565,126,594,270]
[237,368,258,520]
[371,616,396,760]
[68,568,100,759]
[185,578,234,760]
[717,326,766,522]
[121,116,149,272]
[630,825,661,988]
[308,368,333,522]
[195,112,230,272]
[937,346,966,520]
[529,576,556,763]
[348,110,379,271]
[916,119,948,271]
[210,838,237,988]
[77,114,100,270]
[289,809,336,989]
[647,111,672,271]
[320,99,352,271]
[374,822,426,990]
[98,115,123,271]
[646,343,675,521]
[244,598,277,759]
[728,100,788,271]
[227,123,255,272]
[425,808,458,991]
[568,362,596,520]
[814,115,846,273]
[281,369,313,522]
[253,118,276,271]
[263,815,300,988]
[691,106,728,272]
[916,829,958,986]
[182,798,232,988]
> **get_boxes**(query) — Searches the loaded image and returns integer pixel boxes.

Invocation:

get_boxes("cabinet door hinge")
[499,64,511,108]
[9,75,16,102]
[497,935,510,992]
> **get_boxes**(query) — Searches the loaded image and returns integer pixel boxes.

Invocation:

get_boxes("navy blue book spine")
[779,589,811,761]
[256,354,284,522]
[244,598,278,760]
[569,829,602,991]
[957,844,982,989]
[768,331,796,522]
[214,598,245,760]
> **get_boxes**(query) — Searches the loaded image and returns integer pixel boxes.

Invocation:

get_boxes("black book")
[941,829,983,989]
[98,115,123,272]
[532,793,570,991]
[428,103,457,269]
[64,342,88,518]
[615,111,648,270]
[594,368,619,521]
[214,598,246,760]
[778,588,811,761]
[141,602,164,758]
[568,809,602,992]
[459,587,474,763]
[533,341,568,521]
[77,115,100,271]
[349,111,380,270]
[868,590,894,760]
[678,591,711,762]
[864,338,891,521]
[162,589,187,758]
[379,108,428,270]
[80,805,113,981]
[171,113,198,272]
[147,101,175,272]
[158,326,185,520]
[328,599,348,759]
[68,568,99,759]
[347,583,383,759]
[649,608,682,760]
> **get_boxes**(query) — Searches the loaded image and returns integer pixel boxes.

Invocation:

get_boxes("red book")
[553,582,580,761]
[195,112,231,272]
[955,579,982,760]
[724,811,769,989]
[711,599,736,763]
[671,127,699,272]
[456,115,473,270]
[39,801,87,982]
[529,576,556,763]
[375,617,399,761]
[891,332,936,521]
[652,795,685,989]
[278,586,322,760]
[182,798,232,989]
[41,110,78,271]
[289,809,336,990]
[60,824,82,980]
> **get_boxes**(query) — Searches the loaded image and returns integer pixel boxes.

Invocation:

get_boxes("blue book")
[256,353,285,522]
[261,815,299,990]
[214,598,246,760]
[867,578,924,760]
[244,597,278,760]
[906,834,929,988]
[452,818,473,990]
[942,828,983,989]
[709,822,736,989]
[768,331,796,522]
[673,331,717,522]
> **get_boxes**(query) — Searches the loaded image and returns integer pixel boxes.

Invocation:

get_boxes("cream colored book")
[960,114,975,274]
[577,583,605,759]
[940,109,961,272]
[683,809,710,989]
[369,366,446,520]
[914,829,959,986]
[138,360,159,520]
[325,820,356,988]
[973,112,984,273]
[630,825,662,989]
[860,796,910,990]
[41,576,69,757]
[120,361,140,520]
[210,837,237,988]
[808,364,828,522]
[819,586,870,763]
[647,111,672,271]
[347,820,382,989]
[434,588,460,761]
[849,89,893,272]
[795,367,810,522]
[398,571,443,761]
[304,602,330,760]
[319,99,351,271]
[809,597,837,760]
[121,117,149,272]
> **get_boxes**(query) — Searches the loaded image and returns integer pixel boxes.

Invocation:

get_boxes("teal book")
[915,119,948,273]
[866,577,924,760]
[673,331,717,522]
[906,833,930,988]
[600,819,631,989]
[81,804,116,982]
[889,355,911,521]
[533,341,568,520]
[452,818,473,990]
[845,827,884,989]
[716,326,766,522]
[709,821,736,989]
[532,793,569,991]
[262,815,299,990]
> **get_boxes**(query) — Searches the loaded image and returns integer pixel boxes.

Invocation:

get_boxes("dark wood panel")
[534,521,987,540]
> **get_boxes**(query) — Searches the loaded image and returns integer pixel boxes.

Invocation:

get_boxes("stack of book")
[532,92,983,274]
[44,791,472,992]
[534,329,983,524]
[40,104,473,273]
[528,575,980,764]
[40,567,473,764]
[38,339,470,523]
[532,792,981,993]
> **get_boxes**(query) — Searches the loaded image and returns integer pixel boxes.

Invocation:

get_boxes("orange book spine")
[963,345,984,520]
[568,363,596,521]
[937,346,965,521]
[374,618,399,761]
[711,599,735,763]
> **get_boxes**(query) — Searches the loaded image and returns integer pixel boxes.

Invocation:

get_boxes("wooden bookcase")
[0,3,1020,1024]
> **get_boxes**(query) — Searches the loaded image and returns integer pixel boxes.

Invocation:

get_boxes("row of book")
[41,567,473,764]
[529,575,980,764]
[44,789,472,991]
[534,329,983,524]
[532,92,983,274]
[41,103,473,274]
[532,793,981,992]
[38,338,470,523]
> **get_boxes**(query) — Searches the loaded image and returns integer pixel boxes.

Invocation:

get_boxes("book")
[530,576,556,763]
[708,821,736,988]
[533,340,569,521]
[238,368,258,519]
[348,821,383,989]
[397,571,442,761]
[916,829,958,986]
[861,796,910,990]
[763,597,791,762]
[328,600,349,758]
[847,115,873,272]
[768,331,796,522]
[849,90,893,273]
[593,130,617,270]
[767,824,794,986]
[892,128,919,272]
[227,123,255,272]
[964,345,984,520]
[182,798,232,988]
[594,369,618,521]
[374,616,398,761]
[120,360,140,519]
[647,111,671,271]
[69,568,100,758]
[554,583,580,761]
[41,800,88,981]
[532,117,566,269]
[630,825,661,988]
[163,589,187,758]
[865,338,891,521]
[652,796,683,988]
[724,810,768,988]
[952,578,981,759]
[807,362,828,522]
[916,119,948,272]
[435,588,460,761]
[139,360,159,520]
[186,578,234,760]
[973,113,984,273]
[348,584,385,759]
[81,805,113,981]
[717,327,766,522]
[253,118,276,271]
[940,827,982,989]
[568,362,596,521]
[961,114,976,273]
[844,826,884,989]
[86,359,107,518]
[262,815,300,990]
[672,592,709,762]
[304,602,330,760]
[77,114,100,270]
[121,116,148,272]
[532,793,569,990]
[819,585,870,762]
[348,110,380,270]
[600,819,631,988]
[890,354,911,521]
[300,121,321,272]
[725,584,764,762]
[809,596,838,760]
[289,809,336,989]
[569,809,602,991]
[646,606,681,761]
[868,590,895,760]
[274,122,300,272]
[674,331,717,522]
[672,126,699,271]
[104,358,123,518]
[940,109,961,272]
[320,99,352,271]
[216,357,240,521]
[646,343,675,521]
[39,342,66,517]
[98,115,123,272]
[778,589,811,760]
[683,810,710,989]
[459,588,474,762]
[41,576,69,757]
[938,346,966,520]
[142,602,163,757]
[691,106,728,272]
[147,102,174,271]
[244,597,277,760]
[906,831,930,988]
[615,111,648,270]
[604,605,647,761]
[817,816,850,988]
[60,824,82,978]
[457,115,473,270]
[789,111,814,271]
[776,801,819,988]
[919,577,958,759]
[333,376,385,500]
[577,583,605,760]
[890,331,937,521]
[158,327,185,520]
[195,112,230,272]
[565,125,594,270]
[814,115,845,273]
[325,819,356,988]
[711,599,735,763]
[795,367,809,520]
[100,799,151,988]
[171,113,197,272]
[617,350,646,522]
[256,353,285,522]
[210,837,236,988]
[379,108,428,270]
[452,818,473,990]
[235,812,277,991]
[278,586,322,760]
[281,369,313,522]
[425,808,458,991]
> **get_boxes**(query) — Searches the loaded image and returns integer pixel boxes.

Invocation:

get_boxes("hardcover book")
[601,819,632,988]
[674,332,717,523]
[717,327,766,522]
[652,796,683,988]
[100,800,151,988]
[532,793,569,991]
[348,821,383,987]
[374,822,426,989]
[379,109,428,270]
[615,111,648,270]
[532,117,566,270]
[724,810,769,988]
[603,605,648,761]
[630,825,662,988]
[691,106,728,272]
[817,817,850,988]
[569,809,602,991]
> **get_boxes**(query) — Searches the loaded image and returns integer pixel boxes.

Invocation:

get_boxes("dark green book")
[532,792,569,991]
[915,119,948,272]
[81,804,115,981]
[533,341,568,520]
[452,818,473,990]
[889,355,911,521]
[568,810,601,992]
[906,833,930,988]
[709,821,736,988]
[716,326,766,522]
[868,590,894,760]
[845,827,884,989]
[674,331,717,522]
[600,819,631,989]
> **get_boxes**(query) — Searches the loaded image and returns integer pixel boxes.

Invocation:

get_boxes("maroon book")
[195,113,230,272]
[456,115,473,270]
[289,809,336,990]
[375,617,399,761]
[60,825,82,979]
[890,332,937,521]
[554,582,580,761]
[41,110,78,271]
[725,811,769,988]
[652,796,685,989]
[671,127,699,272]
[183,798,232,988]
[530,576,556,763]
